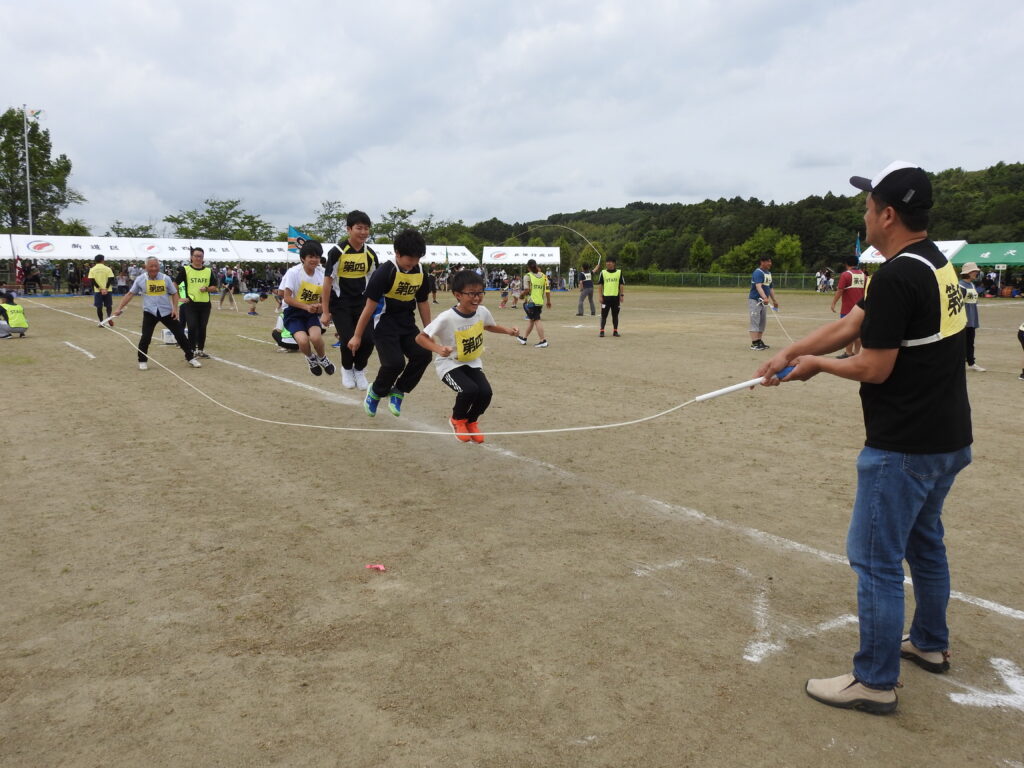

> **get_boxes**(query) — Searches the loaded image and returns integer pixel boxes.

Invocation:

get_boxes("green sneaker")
[363,390,380,417]
[388,390,404,417]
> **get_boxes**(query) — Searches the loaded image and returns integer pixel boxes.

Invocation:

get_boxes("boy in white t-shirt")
[416,271,519,443]
[280,240,335,376]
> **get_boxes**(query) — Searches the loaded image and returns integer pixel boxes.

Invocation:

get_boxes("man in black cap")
[757,161,972,714]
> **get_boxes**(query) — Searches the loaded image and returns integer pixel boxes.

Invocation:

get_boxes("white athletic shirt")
[421,304,496,379]
[279,264,325,308]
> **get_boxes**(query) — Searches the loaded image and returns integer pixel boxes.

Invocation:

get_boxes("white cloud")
[4,0,1022,235]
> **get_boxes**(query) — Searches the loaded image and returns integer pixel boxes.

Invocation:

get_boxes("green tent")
[950,242,1024,268]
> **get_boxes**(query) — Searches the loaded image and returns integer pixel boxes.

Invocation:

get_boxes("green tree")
[106,220,156,238]
[164,198,275,240]
[298,200,348,243]
[527,236,545,248]
[690,234,713,272]
[374,207,416,242]
[579,240,606,267]
[0,107,85,232]
[618,242,640,268]
[553,235,574,267]
[773,233,803,273]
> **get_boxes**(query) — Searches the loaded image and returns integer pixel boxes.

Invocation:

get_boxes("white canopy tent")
[0,234,13,259]
[859,240,967,264]
[231,241,297,263]
[368,244,478,265]
[9,234,240,263]
[481,246,560,266]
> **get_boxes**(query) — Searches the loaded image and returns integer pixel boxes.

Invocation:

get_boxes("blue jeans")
[847,445,971,689]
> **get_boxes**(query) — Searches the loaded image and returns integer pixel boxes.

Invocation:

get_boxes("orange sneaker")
[465,421,485,443]
[449,418,472,443]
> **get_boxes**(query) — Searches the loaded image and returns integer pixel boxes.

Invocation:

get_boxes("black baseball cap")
[850,161,932,212]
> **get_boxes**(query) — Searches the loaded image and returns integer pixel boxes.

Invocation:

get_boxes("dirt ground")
[2,287,1022,768]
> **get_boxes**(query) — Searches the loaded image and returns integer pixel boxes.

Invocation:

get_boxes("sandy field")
[2,287,1022,767]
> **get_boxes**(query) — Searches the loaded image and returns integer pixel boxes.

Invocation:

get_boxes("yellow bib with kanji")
[146,279,167,296]
[454,320,485,362]
[297,280,322,304]
[385,268,423,301]
[339,248,372,279]
[850,272,866,288]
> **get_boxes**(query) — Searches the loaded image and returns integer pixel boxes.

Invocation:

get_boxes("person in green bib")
[595,256,625,337]
[174,247,215,358]
[0,293,28,338]
[515,258,551,348]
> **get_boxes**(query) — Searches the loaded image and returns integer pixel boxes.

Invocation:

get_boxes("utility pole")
[22,104,33,235]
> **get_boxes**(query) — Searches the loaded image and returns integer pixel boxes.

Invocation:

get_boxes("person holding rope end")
[112,257,201,371]
[174,247,215,359]
[757,162,971,715]
[281,240,335,377]
[595,255,624,337]
[748,255,778,350]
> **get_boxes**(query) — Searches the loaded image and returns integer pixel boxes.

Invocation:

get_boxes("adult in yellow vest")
[514,258,551,348]
[595,256,625,337]
[87,254,115,326]
[174,247,215,359]
[113,257,201,370]
[0,292,28,338]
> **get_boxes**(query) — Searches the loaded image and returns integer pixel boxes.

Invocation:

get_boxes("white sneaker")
[188,358,202,368]
[968,363,986,372]
[354,368,369,390]
[340,368,356,388]
[138,361,148,371]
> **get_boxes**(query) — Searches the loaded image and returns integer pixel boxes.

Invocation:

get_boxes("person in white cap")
[757,161,972,715]
[958,262,984,371]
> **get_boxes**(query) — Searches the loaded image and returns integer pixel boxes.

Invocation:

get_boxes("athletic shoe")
[353,369,370,390]
[196,350,210,359]
[319,356,336,376]
[575,313,584,316]
[363,390,380,417]
[332,340,342,348]
[534,340,549,348]
[340,368,356,389]
[1019,373,1024,381]
[749,343,761,351]
[599,330,605,337]
[757,340,770,350]
[388,391,404,417]
[307,356,323,376]
[187,358,202,368]
[515,335,527,345]
[805,673,898,715]
[967,363,986,372]
[138,361,148,371]
[449,417,472,443]
[465,421,485,443]
[247,311,258,316]
[900,636,950,673]
[613,330,620,337]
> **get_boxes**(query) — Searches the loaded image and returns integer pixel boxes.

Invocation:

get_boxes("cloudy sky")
[4,0,1022,235]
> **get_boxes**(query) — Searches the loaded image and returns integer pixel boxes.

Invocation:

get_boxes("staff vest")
[1,303,27,328]
[183,265,213,302]
[600,269,622,296]
[527,271,547,304]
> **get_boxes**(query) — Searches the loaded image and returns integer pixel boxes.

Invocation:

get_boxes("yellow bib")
[146,279,167,296]
[1,303,27,328]
[850,273,866,288]
[297,280,322,304]
[528,272,547,304]
[339,249,372,279]
[385,268,423,301]
[184,265,212,302]
[454,320,485,362]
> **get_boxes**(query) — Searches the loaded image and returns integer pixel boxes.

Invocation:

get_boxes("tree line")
[4,107,1022,274]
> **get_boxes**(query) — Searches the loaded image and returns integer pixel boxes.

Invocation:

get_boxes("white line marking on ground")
[209,355,359,405]
[63,341,96,359]
[946,658,1024,713]
[237,334,275,345]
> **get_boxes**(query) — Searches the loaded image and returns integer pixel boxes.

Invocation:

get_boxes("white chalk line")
[237,334,276,345]
[62,341,96,359]
[28,298,1024,624]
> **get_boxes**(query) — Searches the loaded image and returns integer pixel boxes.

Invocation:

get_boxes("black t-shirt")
[325,241,379,308]
[858,239,972,453]
[364,260,430,337]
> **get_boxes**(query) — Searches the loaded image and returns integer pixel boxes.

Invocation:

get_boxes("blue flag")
[855,232,862,259]
[288,225,312,254]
